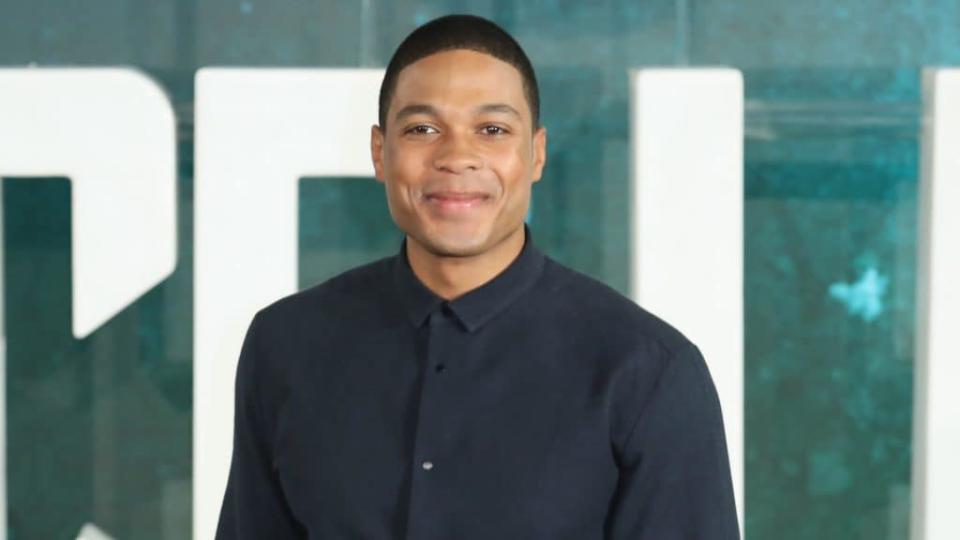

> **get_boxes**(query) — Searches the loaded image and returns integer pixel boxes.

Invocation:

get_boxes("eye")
[405,124,438,135]
[480,125,508,136]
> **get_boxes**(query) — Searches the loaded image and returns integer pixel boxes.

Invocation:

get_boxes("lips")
[423,191,491,214]
[426,191,489,202]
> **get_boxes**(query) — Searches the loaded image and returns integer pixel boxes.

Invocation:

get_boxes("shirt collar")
[392,224,546,332]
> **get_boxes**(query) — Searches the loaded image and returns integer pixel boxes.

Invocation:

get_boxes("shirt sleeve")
[216,313,306,539]
[605,343,740,539]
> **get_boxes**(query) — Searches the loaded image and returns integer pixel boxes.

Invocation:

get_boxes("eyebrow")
[393,102,523,122]
[475,103,522,119]
[393,104,438,122]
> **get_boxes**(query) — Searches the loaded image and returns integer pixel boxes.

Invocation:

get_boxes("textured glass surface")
[2,0,959,538]
[744,132,917,538]
[299,178,402,287]
[4,178,193,539]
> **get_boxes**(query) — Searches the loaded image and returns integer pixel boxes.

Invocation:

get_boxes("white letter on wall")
[0,67,177,540]
[629,68,745,531]
[193,68,382,540]
[912,68,960,540]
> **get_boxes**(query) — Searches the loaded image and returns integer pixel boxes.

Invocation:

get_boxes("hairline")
[380,44,541,131]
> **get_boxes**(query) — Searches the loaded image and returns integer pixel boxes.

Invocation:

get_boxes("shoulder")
[537,256,696,358]
[533,257,714,453]
[252,255,395,335]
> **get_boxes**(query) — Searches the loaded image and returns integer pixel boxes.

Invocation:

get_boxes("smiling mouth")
[423,192,491,213]
[426,191,489,201]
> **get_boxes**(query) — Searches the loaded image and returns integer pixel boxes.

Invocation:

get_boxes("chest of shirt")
[267,321,623,538]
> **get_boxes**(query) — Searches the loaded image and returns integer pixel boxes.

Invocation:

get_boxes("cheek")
[385,178,415,215]
[385,144,428,184]
[383,150,429,211]
[494,143,533,188]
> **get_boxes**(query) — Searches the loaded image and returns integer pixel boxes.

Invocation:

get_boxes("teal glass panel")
[743,131,917,538]
[298,177,402,288]
[3,178,192,539]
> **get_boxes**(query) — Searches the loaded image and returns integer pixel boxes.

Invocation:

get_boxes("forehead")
[391,49,529,120]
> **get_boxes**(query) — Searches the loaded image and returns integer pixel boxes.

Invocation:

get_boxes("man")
[216,13,739,540]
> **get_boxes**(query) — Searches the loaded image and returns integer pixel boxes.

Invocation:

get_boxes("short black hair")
[378,14,540,129]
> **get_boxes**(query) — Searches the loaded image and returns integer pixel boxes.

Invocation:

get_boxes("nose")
[432,132,482,174]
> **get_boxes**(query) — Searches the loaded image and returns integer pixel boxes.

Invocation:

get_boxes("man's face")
[371,48,546,258]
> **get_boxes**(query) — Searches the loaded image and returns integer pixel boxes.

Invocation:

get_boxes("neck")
[406,226,526,300]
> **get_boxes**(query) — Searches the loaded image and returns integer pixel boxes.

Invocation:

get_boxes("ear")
[371,124,386,183]
[531,126,547,183]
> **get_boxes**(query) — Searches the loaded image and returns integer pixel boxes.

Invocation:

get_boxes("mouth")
[423,191,492,214]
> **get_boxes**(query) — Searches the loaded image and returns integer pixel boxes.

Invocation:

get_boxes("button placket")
[404,309,455,539]
[432,305,456,375]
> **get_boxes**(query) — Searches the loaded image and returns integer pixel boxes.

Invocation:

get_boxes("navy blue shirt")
[216,226,739,539]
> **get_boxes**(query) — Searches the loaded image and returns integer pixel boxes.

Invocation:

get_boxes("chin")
[417,227,493,258]
[423,236,490,258]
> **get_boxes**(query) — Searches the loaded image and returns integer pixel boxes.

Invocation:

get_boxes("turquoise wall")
[3,1,959,538]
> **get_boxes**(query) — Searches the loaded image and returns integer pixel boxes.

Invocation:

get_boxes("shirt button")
[435,363,446,373]
[421,460,434,471]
